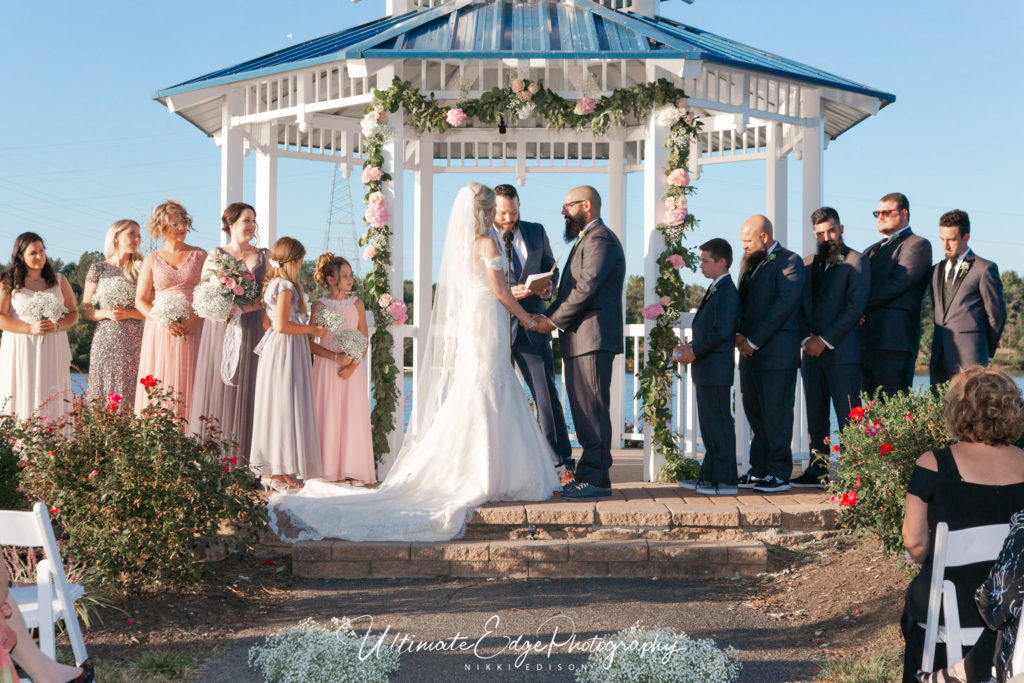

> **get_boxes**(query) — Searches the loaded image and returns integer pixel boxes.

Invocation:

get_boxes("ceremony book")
[523,255,560,294]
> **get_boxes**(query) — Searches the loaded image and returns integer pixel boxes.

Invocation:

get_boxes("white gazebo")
[155,0,894,479]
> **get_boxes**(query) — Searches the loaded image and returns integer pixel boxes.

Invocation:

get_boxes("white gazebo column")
[766,122,788,247]
[607,134,627,450]
[219,88,244,221]
[381,108,406,467]
[410,136,433,432]
[642,110,668,482]
[800,95,824,257]
[253,122,278,247]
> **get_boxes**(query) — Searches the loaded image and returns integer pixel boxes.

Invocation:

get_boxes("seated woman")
[901,366,1024,683]
[1,558,92,682]
[918,508,1024,683]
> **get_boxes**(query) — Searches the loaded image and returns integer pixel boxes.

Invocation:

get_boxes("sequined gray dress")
[85,262,143,407]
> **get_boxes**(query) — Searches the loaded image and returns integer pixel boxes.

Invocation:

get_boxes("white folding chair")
[921,521,1010,672]
[0,502,89,666]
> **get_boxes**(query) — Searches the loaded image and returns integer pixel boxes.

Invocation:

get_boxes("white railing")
[366,320,810,481]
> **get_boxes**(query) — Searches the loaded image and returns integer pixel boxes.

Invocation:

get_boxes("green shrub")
[0,412,20,510]
[15,381,267,593]
[827,386,954,554]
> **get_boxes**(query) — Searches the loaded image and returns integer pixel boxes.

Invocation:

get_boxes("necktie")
[943,258,957,306]
[511,244,523,282]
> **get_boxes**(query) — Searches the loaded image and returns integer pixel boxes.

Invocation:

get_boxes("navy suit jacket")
[862,229,932,354]
[929,251,1006,375]
[799,245,870,366]
[691,274,740,386]
[737,243,806,371]
[547,221,625,358]
[505,220,559,347]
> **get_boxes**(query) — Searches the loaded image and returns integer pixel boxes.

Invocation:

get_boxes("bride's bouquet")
[19,291,67,324]
[150,293,190,329]
[91,277,136,311]
[209,254,260,304]
[315,305,347,346]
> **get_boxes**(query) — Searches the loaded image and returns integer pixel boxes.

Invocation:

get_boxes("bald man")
[735,215,806,492]
[534,186,625,499]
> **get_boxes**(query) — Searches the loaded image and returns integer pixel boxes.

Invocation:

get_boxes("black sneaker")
[791,471,828,488]
[737,472,765,489]
[753,475,791,493]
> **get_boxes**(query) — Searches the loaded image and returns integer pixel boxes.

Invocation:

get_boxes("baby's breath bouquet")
[575,622,741,683]
[315,305,348,349]
[18,291,67,324]
[336,329,367,362]
[248,617,400,683]
[192,280,234,322]
[91,277,136,310]
[150,293,190,329]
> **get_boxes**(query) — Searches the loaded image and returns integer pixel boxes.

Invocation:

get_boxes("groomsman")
[793,207,870,488]
[929,209,1006,386]
[491,184,574,483]
[862,192,932,398]
[735,215,805,493]
[673,239,740,496]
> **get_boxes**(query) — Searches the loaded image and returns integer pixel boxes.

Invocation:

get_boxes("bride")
[270,182,561,542]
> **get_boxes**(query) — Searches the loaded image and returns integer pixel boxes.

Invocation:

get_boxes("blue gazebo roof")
[155,0,894,105]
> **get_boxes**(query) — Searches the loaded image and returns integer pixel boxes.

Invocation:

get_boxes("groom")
[491,184,575,482]
[534,186,625,499]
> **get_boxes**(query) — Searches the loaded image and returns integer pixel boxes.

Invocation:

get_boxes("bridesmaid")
[250,237,326,490]
[81,219,145,408]
[189,203,268,465]
[310,253,375,484]
[134,200,205,419]
[0,232,78,421]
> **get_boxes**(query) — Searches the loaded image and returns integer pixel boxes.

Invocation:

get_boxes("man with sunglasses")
[861,192,932,398]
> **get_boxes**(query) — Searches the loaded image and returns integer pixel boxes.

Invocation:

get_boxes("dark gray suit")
[547,221,625,489]
[862,228,932,398]
[503,220,573,470]
[799,246,870,474]
[691,274,740,486]
[929,251,1006,386]
[737,243,806,481]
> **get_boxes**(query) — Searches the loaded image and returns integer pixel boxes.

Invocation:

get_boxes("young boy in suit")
[673,238,741,495]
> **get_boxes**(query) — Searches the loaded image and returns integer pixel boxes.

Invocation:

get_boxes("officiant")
[491,184,574,484]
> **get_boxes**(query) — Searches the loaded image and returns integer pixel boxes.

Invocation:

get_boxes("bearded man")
[792,207,870,488]
[735,215,805,493]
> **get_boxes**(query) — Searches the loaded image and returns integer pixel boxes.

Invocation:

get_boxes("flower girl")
[309,253,375,484]
[249,237,327,491]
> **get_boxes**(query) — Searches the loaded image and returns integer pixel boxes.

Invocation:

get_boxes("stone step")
[290,538,768,580]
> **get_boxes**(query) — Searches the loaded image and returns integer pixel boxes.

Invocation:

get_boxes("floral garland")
[361,76,700,475]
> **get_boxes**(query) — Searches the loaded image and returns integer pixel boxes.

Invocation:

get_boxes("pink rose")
[667,168,690,187]
[573,97,596,115]
[446,108,468,128]
[374,105,387,123]
[363,245,378,260]
[88,470,98,480]
[519,91,532,102]
[664,207,688,226]
[642,303,664,320]
[511,79,525,93]
[364,204,390,228]
[389,300,408,325]
[224,278,237,290]
[106,392,121,403]
[379,293,395,308]
[659,296,672,306]
[361,166,384,183]
[243,272,255,281]
[665,254,684,269]
[676,97,688,110]
[368,191,386,207]
[232,285,244,296]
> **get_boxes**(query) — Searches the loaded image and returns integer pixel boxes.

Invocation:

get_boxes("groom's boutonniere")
[958,260,970,277]
[708,285,718,296]
[766,253,777,263]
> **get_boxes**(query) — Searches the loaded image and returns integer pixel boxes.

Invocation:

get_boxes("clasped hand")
[735,334,755,357]
[523,314,556,334]
[29,319,57,335]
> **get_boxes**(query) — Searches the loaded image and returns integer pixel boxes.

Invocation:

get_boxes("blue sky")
[1,0,1022,285]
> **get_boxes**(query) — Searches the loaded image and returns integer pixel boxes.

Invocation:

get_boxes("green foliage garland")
[361,77,701,472]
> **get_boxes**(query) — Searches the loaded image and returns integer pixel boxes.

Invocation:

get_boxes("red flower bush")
[879,443,894,456]
[140,375,158,388]
[848,406,865,422]
[839,490,858,507]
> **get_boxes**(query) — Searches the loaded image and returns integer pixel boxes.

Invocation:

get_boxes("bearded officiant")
[794,207,870,488]
[491,184,574,483]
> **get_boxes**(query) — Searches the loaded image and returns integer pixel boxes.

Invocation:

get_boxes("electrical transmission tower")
[322,163,361,275]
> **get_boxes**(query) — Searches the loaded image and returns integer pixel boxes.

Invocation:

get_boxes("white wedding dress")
[269,186,560,542]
